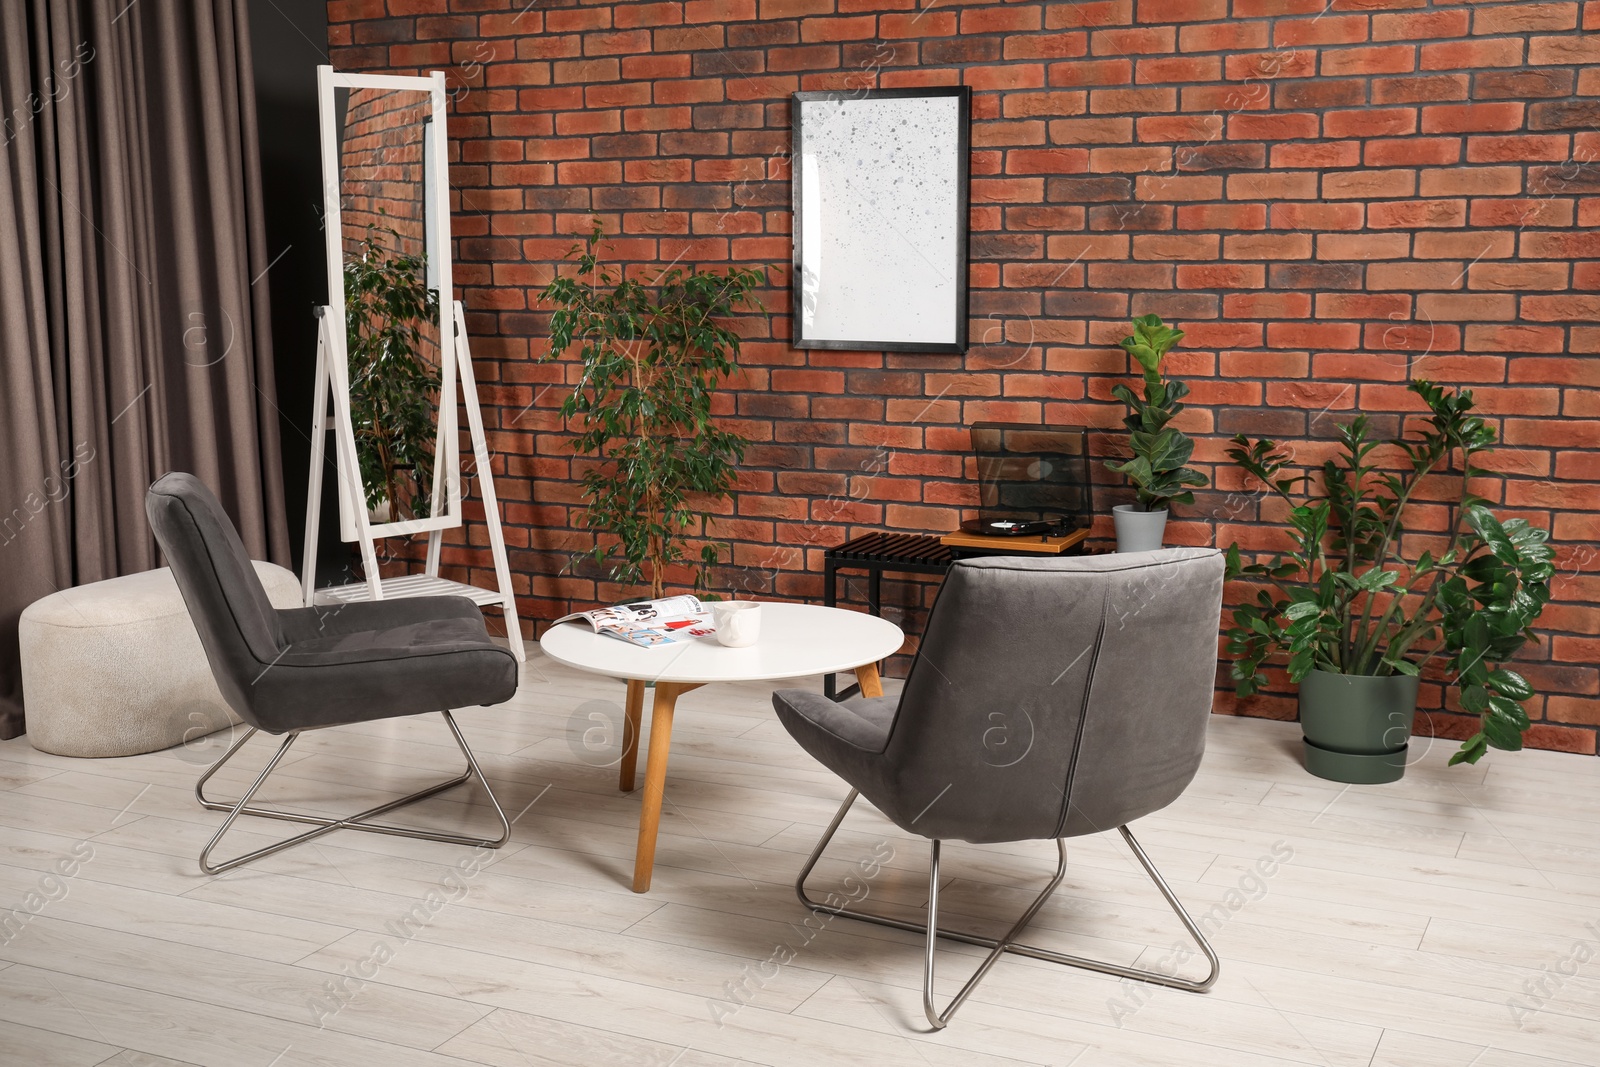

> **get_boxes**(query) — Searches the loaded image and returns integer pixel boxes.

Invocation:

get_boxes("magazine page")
[553,595,717,648]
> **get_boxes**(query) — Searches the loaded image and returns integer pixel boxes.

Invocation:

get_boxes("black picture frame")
[790,85,971,354]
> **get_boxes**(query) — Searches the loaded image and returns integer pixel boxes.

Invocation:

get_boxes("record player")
[961,423,1091,539]
[959,517,1060,537]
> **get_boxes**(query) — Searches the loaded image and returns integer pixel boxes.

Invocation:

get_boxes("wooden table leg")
[618,679,645,792]
[632,681,699,893]
[855,661,884,699]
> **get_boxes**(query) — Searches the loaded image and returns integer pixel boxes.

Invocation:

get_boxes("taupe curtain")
[0,0,290,740]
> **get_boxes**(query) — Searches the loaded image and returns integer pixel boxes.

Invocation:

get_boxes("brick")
[1470,263,1571,291]
[1476,3,1579,34]
[1004,32,1089,60]
[1365,137,1461,167]
[1529,101,1600,131]
[1323,169,1416,200]
[1372,10,1468,41]
[1420,167,1522,200]
[1415,293,1513,322]
[1224,50,1317,81]
[1273,202,1364,231]
[961,6,1040,32]
[1274,14,1368,46]
[1272,141,1361,170]
[1177,144,1267,172]
[1175,264,1265,289]
[1228,112,1320,141]
[1179,21,1268,52]
[1090,87,1177,113]
[1370,199,1468,229]
[1479,70,1575,102]
[1322,45,1415,77]
[1415,231,1514,260]
[1139,114,1227,143]
[1046,176,1131,202]
[1228,171,1318,200]
[1047,59,1134,87]
[1522,294,1600,322]
[1289,82,1365,116]
[1087,145,1171,173]
[1372,74,1469,105]
[1176,203,1267,230]
[1223,233,1313,260]
[1135,55,1220,83]
[1325,108,1415,138]
[1422,103,1525,134]
[1318,233,1411,261]
[1420,38,1525,70]
[1002,91,1088,118]
[1368,261,1465,290]
[1530,34,1600,64]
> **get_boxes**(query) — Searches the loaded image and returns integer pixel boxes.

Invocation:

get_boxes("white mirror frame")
[317,66,461,541]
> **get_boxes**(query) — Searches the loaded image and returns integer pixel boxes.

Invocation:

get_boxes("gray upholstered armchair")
[146,472,519,874]
[773,548,1226,1028]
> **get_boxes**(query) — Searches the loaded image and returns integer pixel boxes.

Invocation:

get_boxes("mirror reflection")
[336,86,443,523]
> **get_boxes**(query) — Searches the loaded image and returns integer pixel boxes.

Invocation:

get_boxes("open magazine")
[553,595,716,648]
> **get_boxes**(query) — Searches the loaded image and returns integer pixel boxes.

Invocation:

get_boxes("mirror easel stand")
[298,300,526,662]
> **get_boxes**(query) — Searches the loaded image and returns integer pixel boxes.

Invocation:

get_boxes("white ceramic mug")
[709,601,761,647]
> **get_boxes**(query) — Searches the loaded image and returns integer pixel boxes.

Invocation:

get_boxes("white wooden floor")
[2,649,1598,1067]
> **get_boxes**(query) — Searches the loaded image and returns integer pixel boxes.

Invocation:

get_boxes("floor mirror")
[301,66,524,660]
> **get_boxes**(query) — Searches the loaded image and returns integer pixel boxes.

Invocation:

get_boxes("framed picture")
[790,86,971,353]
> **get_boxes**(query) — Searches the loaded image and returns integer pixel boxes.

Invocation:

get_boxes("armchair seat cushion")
[250,598,518,734]
[773,689,898,808]
[774,689,896,753]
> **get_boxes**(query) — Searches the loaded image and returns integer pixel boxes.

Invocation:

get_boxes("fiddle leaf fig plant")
[345,224,441,521]
[539,221,768,598]
[1224,380,1555,765]
[1106,314,1209,512]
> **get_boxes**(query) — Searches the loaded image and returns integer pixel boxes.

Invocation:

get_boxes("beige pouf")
[19,562,303,757]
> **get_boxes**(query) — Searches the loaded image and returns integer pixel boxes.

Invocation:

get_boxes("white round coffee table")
[540,603,905,892]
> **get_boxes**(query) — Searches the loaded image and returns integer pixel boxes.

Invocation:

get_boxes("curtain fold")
[0,0,289,741]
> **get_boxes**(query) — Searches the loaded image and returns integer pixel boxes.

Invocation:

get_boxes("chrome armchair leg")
[796,790,1220,1029]
[195,710,511,875]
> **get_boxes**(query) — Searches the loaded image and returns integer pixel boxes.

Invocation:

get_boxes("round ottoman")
[19,562,303,757]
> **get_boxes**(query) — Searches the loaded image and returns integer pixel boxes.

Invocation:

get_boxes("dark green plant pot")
[1298,669,1420,785]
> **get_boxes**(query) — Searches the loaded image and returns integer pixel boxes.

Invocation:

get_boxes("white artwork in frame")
[791,86,971,353]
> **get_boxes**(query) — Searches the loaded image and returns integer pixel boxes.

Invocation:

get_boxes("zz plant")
[1106,314,1209,511]
[1224,381,1555,765]
[345,225,441,521]
[540,222,767,598]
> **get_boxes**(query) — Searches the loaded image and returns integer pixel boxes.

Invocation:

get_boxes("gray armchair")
[773,548,1226,1028]
[146,472,519,874]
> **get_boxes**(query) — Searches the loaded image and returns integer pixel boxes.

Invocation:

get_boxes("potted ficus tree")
[1105,314,1209,552]
[539,222,768,598]
[1224,381,1555,783]
[345,225,442,522]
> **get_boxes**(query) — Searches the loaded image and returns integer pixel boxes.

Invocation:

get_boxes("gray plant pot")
[1298,669,1420,784]
[1112,504,1168,553]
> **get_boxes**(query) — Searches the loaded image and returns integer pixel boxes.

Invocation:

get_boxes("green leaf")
[1485,669,1533,701]
[1483,713,1526,751]
[1449,733,1490,766]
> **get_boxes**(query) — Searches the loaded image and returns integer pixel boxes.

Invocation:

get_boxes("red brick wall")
[326,0,1600,755]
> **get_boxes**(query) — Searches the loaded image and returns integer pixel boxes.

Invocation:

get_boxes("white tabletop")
[538,602,905,685]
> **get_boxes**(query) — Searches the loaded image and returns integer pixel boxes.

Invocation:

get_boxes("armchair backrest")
[879,548,1224,843]
[145,472,286,727]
